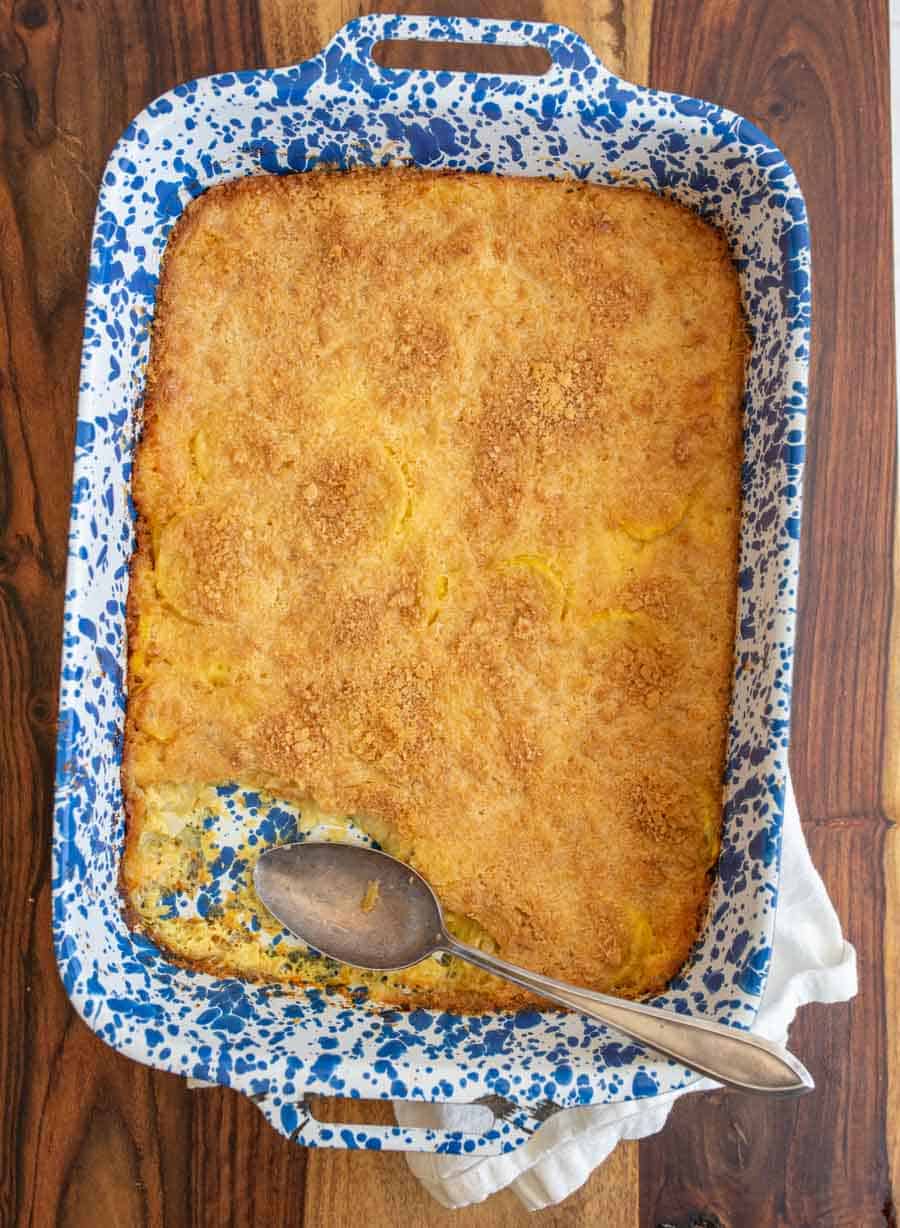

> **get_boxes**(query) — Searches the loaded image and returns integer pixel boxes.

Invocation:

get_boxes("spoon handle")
[440,934,812,1097]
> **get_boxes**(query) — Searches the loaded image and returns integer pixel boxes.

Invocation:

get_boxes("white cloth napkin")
[394,775,857,1211]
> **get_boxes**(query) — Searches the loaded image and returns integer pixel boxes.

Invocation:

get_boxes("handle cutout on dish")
[258,1093,502,1153]
[303,1094,495,1133]
[372,39,552,77]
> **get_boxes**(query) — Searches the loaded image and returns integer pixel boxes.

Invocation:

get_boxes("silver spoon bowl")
[255,841,813,1097]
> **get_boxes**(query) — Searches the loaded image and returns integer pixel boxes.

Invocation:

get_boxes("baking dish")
[54,14,809,1155]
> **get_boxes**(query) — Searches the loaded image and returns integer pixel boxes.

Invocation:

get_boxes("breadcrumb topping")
[123,168,745,1010]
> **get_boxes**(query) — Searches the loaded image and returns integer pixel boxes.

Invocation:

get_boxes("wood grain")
[0,1,893,1226]
[885,315,900,1226]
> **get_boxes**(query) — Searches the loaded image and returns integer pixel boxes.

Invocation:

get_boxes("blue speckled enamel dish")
[53,14,809,1155]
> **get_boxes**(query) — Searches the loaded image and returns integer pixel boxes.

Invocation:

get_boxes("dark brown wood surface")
[0,2,894,1225]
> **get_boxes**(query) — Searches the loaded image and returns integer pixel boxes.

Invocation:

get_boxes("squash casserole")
[122,168,745,1012]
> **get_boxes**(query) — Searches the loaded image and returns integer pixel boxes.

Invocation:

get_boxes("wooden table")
[1,2,894,1224]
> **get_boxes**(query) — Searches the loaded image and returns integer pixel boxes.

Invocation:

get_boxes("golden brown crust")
[122,168,745,1011]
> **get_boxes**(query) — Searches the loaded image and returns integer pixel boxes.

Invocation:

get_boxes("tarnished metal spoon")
[255,842,813,1098]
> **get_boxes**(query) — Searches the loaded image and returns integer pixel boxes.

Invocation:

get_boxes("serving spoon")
[255,842,812,1097]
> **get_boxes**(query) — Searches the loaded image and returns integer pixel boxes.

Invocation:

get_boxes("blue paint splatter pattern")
[54,14,809,1155]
